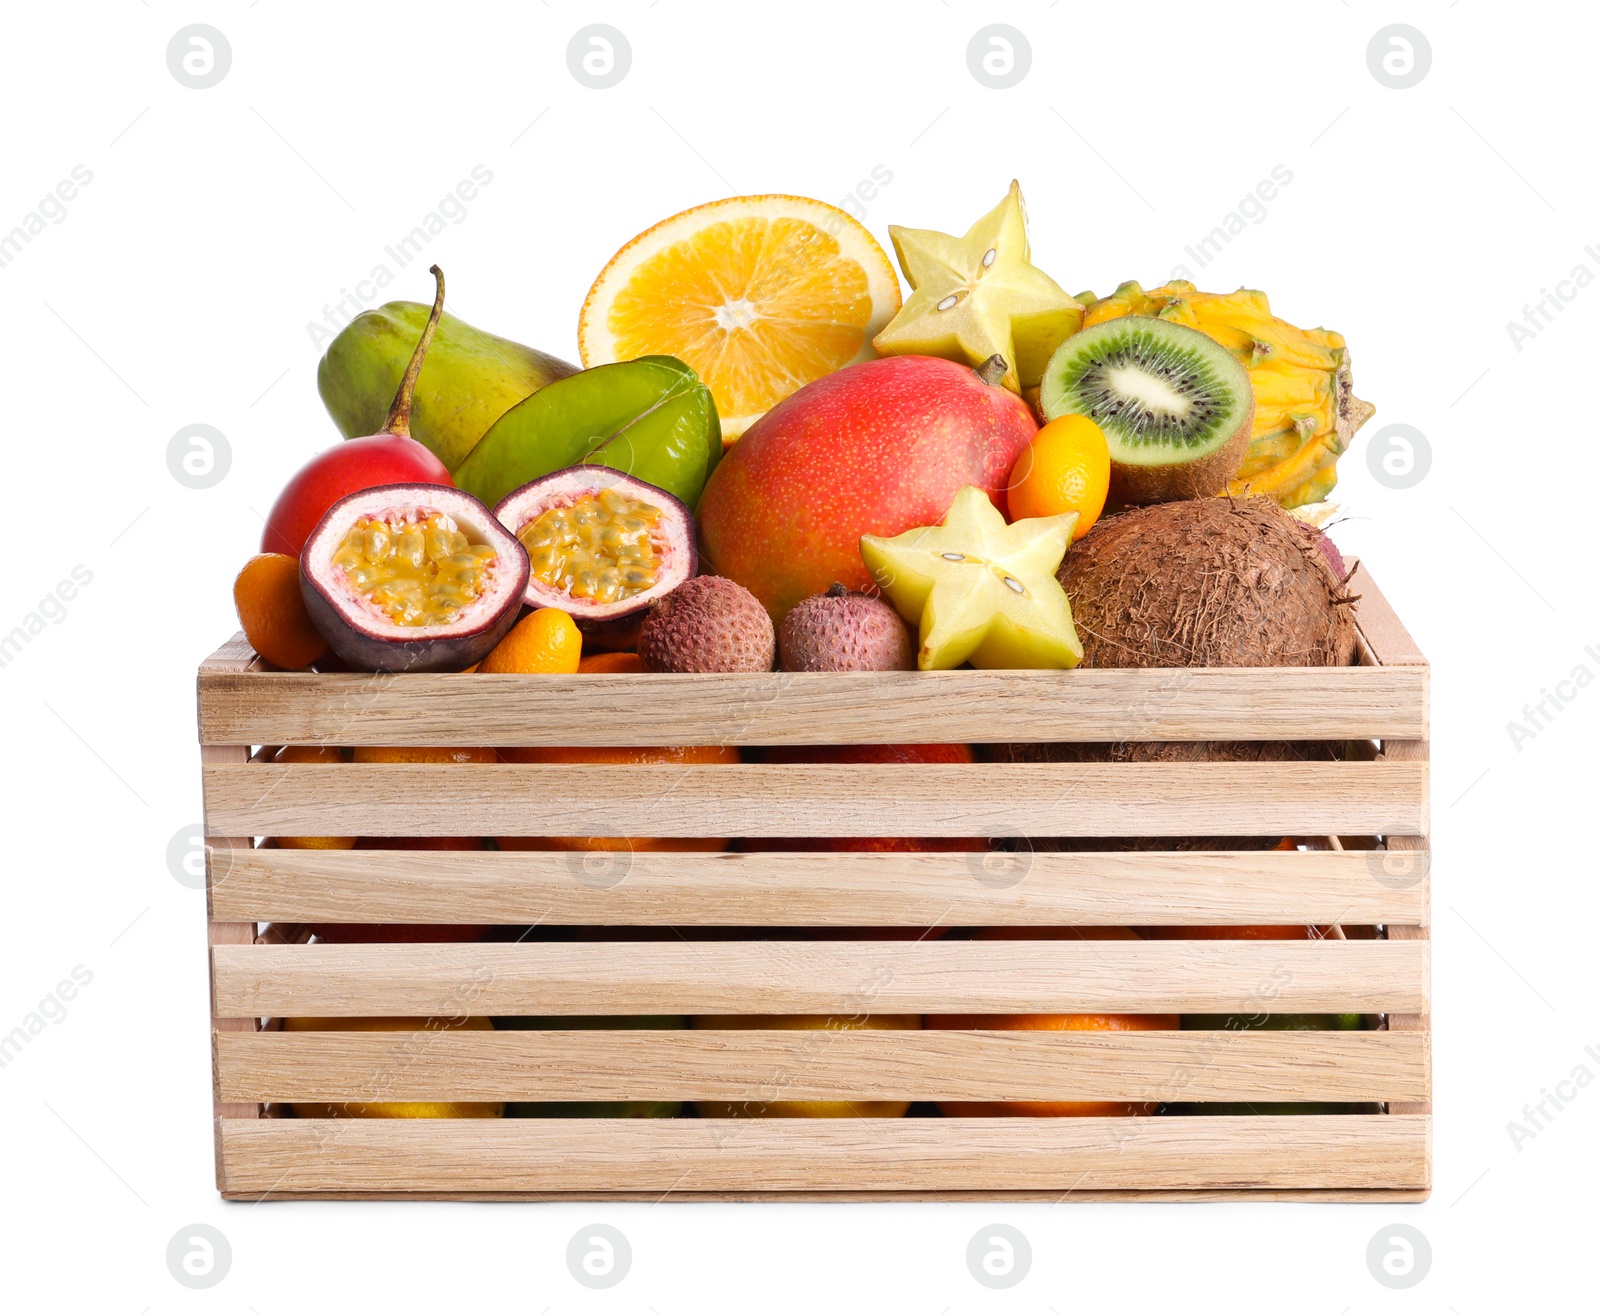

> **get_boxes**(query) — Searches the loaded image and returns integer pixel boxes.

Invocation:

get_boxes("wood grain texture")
[197,563,1431,1200]
[216,1115,1431,1194]
[1348,564,1427,668]
[201,760,1429,839]
[203,744,259,1146]
[196,665,1427,747]
[225,1187,1432,1203]
[215,1027,1429,1104]
[1379,734,1431,826]
[1383,816,1433,1120]
[210,844,1428,927]
[212,939,1429,1018]
[1377,733,1433,1124]
[200,632,260,673]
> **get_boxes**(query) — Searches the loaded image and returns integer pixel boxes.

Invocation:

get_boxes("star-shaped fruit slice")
[860,485,1082,671]
[871,181,1083,393]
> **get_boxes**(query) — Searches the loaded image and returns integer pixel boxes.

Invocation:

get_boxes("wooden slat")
[212,940,1428,1018]
[1348,564,1427,668]
[196,665,1427,747]
[201,636,264,1174]
[1385,921,1432,1116]
[200,631,260,673]
[1383,803,1433,1121]
[201,761,1428,839]
[211,845,1429,927]
[225,1187,1431,1203]
[216,1115,1431,1194]
[215,1027,1429,1104]
[204,743,258,1137]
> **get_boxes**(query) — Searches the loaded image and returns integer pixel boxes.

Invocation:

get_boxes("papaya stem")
[383,264,445,438]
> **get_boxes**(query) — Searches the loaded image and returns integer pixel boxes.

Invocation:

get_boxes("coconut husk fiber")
[996,496,1357,771]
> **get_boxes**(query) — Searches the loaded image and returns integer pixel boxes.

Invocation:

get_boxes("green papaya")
[318,301,577,472]
[454,356,722,511]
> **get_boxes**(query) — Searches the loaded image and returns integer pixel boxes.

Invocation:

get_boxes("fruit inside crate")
[198,561,1429,1201]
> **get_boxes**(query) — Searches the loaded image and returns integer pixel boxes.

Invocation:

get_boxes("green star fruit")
[871,180,1082,393]
[859,485,1082,671]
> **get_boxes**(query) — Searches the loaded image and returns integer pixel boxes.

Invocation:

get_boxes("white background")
[1,1,1593,1310]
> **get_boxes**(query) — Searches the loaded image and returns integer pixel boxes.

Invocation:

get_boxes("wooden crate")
[197,561,1429,1202]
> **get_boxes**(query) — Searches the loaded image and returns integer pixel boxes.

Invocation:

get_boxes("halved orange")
[579,195,902,441]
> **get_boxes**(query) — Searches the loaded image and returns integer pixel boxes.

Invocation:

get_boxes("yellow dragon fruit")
[1076,281,1375,508]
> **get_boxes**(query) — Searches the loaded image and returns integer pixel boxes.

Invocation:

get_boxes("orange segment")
[580,196,902,440]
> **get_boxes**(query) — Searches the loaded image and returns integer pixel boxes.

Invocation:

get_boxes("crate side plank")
[203,743,259,1138]
[1384,813,1432,1120]
[216,1115,1431,1194]
[212,940,1428,1018]
[197,665,1427,747]
[1347,565,1427,668]
[215,1027,1429,1104]
[1377,731,1432,1125]
[227,1187,1433,1203]
[200,632,260,673]
[202,761,1428,839]
[211,845,1428,927]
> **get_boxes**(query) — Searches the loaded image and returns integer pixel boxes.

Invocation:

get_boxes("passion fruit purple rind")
[492,468,696,636]
[299,483,529,672]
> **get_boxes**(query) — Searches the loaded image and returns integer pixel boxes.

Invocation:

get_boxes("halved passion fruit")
[300,483,528,672]
[493,468,695,648]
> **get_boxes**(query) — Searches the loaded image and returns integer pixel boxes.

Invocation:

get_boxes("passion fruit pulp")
[493,468,695,645]
[300,483,528,672]
[330,512,502,625]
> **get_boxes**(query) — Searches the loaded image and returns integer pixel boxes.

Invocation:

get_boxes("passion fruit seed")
[330,512,497,627]
[517,487,663,606]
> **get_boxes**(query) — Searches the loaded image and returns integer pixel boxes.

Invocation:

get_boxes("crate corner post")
[200,634,263,1197]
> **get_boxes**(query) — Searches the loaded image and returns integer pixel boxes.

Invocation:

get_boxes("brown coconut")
[1062,495,1355,668]
[997,496,1356,768]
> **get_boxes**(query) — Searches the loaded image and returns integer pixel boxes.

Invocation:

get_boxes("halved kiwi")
[1040,315,1253,504]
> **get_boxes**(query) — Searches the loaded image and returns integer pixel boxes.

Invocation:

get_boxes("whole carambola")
[318,301,576,471]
